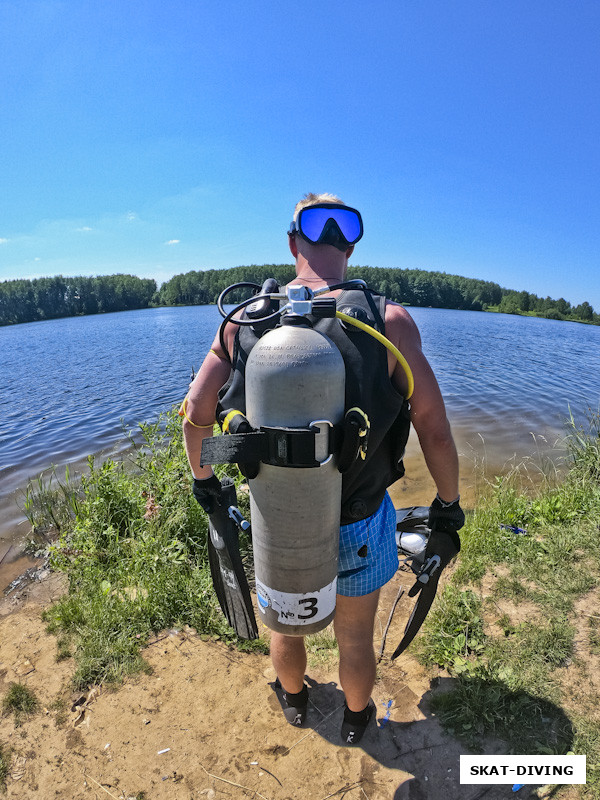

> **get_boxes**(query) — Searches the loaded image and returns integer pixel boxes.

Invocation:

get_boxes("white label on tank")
[255,578,337,625]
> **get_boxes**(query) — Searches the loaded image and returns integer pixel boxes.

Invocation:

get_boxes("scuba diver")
[182,193,464,744]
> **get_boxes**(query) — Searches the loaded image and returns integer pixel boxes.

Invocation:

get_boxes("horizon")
[1,2,599,311]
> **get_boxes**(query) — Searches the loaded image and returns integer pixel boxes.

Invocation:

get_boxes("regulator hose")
[335,311,414,399]
[214,279,414,397]
[217,289,284,361]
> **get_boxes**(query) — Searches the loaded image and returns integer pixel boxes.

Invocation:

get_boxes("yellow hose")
[335,311,414,399]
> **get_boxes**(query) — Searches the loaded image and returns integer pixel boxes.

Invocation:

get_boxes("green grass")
[0,743,10,791]
[305,625,339,668]
[414,411,600,794]
[25,410,267,689]
[2,683,39,727]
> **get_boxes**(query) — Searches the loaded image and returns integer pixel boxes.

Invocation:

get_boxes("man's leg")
[270,632,307,693]
[334,590,380,711]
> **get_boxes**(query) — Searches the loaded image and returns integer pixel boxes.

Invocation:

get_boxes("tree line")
[0,274,157,325]
[156,264,599,325]
[1,266,598,326]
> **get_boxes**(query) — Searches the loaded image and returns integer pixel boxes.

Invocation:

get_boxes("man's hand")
[192,475,222,514]
[428,494,465,535]
[407,496,464,597]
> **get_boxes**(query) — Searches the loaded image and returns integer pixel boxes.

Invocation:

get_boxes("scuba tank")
[246,316,345,635]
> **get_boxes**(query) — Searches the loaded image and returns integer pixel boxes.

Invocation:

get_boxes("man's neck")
[294,273,336,283]
[294,262,346,285]
[291,242,349,285]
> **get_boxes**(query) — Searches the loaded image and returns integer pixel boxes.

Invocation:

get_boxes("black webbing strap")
[201,425,333,469]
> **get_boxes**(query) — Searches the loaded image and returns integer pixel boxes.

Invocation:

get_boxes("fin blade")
[207,480,258,640]
[390,575,439,659]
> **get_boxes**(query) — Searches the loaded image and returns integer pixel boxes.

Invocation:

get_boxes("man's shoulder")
[384,300,417,328]
[383,300,422,349]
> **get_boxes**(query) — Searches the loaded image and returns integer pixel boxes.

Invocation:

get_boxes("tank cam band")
[201,422,339,470]
[201,407,372,474]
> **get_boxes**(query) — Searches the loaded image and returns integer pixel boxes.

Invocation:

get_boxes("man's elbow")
[414,417,456,452]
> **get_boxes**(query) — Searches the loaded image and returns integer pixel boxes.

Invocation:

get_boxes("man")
[182,193,464,744]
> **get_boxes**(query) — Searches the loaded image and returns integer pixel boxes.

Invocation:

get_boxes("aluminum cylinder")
[246,322,345,635]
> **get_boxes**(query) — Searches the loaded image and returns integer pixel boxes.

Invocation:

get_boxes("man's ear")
[346,245,355,258]
[288,234,298,258]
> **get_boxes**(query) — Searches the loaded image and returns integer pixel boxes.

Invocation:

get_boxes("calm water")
[1,305,599,550]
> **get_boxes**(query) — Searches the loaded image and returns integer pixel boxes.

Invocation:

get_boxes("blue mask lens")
[297,205,363,246]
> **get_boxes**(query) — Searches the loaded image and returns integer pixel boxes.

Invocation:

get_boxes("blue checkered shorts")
[337,492,398,597]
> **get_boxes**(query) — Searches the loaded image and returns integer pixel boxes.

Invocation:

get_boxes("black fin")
[207,478,258,640]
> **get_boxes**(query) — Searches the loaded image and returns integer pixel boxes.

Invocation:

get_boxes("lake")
[1,304,599,556]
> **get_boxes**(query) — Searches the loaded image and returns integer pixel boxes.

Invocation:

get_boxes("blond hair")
[293,192,344,221]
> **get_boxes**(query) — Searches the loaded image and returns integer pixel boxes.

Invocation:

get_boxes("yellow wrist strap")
[178,395,215,429]
[209,348,229,361]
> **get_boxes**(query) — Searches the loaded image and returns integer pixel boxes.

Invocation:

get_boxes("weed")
[566,409,600,486]
[496,613,520,638]
[494,575,532,602]
[2,683,39,726]
[570,713,600,794]
[430,676,574,754]
[56,635,73,662]
[415,587,486,676]
[306,625,338,667]
[49,696,69,728]
[21,465,82,538]
[590,618,600,657]
[0,743,10,791]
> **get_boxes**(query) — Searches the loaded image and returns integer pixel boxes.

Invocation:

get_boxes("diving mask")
[288,203,363,252]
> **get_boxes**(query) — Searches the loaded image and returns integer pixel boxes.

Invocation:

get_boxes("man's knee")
[334,590,380,646]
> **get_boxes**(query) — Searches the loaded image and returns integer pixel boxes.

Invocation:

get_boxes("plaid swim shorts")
[337,492,398,597]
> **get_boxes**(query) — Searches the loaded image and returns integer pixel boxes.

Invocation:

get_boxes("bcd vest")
[217,288,411,524]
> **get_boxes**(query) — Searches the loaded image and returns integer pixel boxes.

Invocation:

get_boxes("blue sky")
[1,1,599,309]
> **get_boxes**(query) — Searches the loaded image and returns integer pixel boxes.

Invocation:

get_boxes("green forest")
[1,265,598,326]
[0,274,157,325]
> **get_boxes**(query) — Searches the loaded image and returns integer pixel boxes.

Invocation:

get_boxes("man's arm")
[385,302,460,503]
[181,334,232,479]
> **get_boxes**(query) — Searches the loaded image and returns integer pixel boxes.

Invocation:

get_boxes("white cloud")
[0,238,8,244]
[76,226,93,232]
[165,239,180,245]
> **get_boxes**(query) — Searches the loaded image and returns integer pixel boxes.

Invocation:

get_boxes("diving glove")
[428,494,465,535]
[192,474,223,514]
[407,495,464,598]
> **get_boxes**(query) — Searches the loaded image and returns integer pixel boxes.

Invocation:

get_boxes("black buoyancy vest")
[217,288,411,524]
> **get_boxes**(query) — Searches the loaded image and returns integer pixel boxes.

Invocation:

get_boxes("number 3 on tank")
[298,597,318,619]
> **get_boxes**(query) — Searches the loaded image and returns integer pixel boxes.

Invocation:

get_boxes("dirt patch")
[476,569,546,638]
[0,571,526,800]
